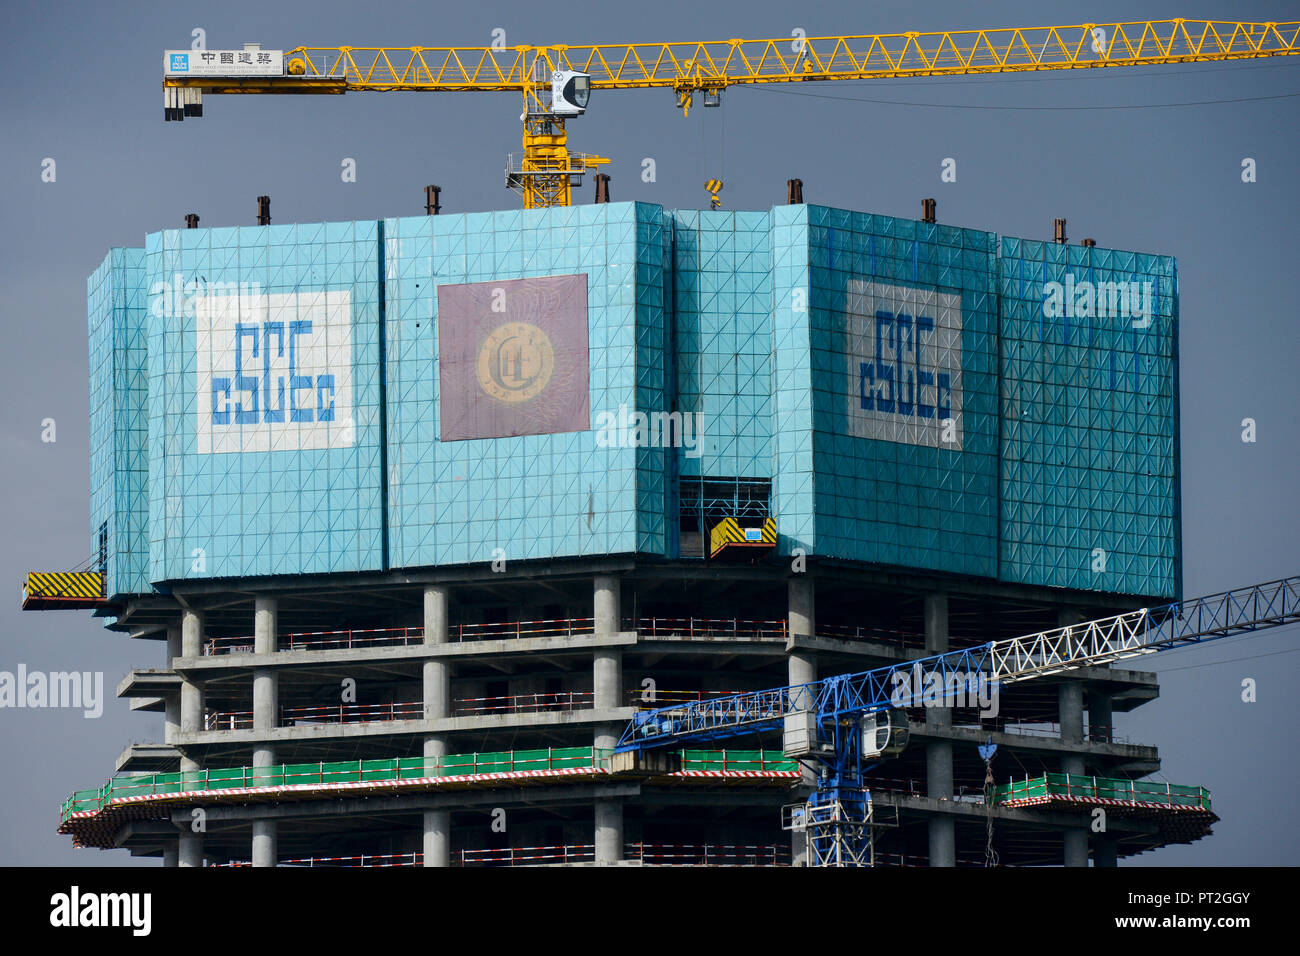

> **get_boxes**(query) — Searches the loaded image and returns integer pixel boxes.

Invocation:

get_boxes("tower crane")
[160,19,1300,208]
[615,575,1299,866]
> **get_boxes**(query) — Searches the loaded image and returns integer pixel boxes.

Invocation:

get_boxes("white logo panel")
[196,291,355,454]
[843,280,963,450]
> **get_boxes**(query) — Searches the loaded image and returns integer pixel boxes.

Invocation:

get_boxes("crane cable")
[981,743,1000,868]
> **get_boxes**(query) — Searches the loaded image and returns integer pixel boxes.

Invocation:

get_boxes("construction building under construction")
[43,195,1216,866]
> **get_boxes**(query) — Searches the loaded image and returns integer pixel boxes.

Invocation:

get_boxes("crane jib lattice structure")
[616,576,1299,866]
[159,20,1300,208]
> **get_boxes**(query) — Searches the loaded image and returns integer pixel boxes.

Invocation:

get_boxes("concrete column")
[162,842,178,868]
[594,575,620,635]
[181,608,203,658]
[788,577,814,637]
[1093,836,1119,868]
[253,670,277,732]
[788,650,816,688]
[1064,829,1089,868]
[924,593,955,867]
[593,596,626,863]
[1058,611,1088,867]
[423,734,448,774]
[423,659,450,720]
[421,726,451,866]
[253,597,279,758]
[1059,682,1085,774]
[928,812,956,867]
[594,649,622,711]
[1089,691,1113,744]
[1058,608,1085,762]
[595,800,623,865]
[178,610,203,775]
[423,585,449,644]
[927,739,956,867]
[786,650,816,866]
[251,819,277,868]
[423,585,452,726]
[254,596,278,654]
[177,831,202,868]
[924,594,951,729]
[423,810,450,867]
[164,626,181,744]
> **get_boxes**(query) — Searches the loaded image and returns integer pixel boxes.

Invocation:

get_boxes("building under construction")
[42,195,1217,867]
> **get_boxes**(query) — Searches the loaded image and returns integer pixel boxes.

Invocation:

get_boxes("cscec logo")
[195,290,356,454]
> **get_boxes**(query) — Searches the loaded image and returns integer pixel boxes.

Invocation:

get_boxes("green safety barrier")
[61,747,797,824]
[61,747,609,823]
[679,750,798,773]
[991,773,1211,810]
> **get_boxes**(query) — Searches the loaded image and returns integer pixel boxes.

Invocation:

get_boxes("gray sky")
[0,0,1296,865]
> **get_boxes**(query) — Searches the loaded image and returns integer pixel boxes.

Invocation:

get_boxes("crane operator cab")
[861,708,910,759]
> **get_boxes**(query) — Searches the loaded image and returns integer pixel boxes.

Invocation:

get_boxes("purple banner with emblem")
[437,274,590,441]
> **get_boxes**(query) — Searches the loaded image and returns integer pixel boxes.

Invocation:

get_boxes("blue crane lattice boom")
[618,575,1300,752]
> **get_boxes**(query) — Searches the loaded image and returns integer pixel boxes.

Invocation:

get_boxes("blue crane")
[616,575,1299,866]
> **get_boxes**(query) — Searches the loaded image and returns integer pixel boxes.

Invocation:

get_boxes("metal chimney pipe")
[787,178,804,204]
[1053,218,1067,244]
[424,185,442,215]
[921,198,936,223]
[594,174,611,204]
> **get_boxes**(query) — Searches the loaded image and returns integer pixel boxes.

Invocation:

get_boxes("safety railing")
[459,843,791,866]
[629,689,745,707]
[201,619,598,656]
[196,614,861,657]
[452,618,595,642]
[216,843,791,867]
[679,749,798,773]
[204,626,423,656]
[59,747,800,824]
[634,617,787,639]
[215,852,423,868]
[204,701,424,730]
[991,773,1211,810]
[61,747,610,822]
[460,844,596,866]
[453,691,593,716]
[815,623,925,648]
[992,715,1126,744]
[630,843,790,866]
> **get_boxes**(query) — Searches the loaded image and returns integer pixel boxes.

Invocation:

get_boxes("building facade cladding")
[88,201,1180,602]
[670,209,774,480]
[143,221,386,583]
[997,237,1180,598]
[384,202,670,566]
[88,248,150,599]
[797,205,1001,578]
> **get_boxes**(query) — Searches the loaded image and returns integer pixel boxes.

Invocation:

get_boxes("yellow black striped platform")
[22,571,106,610]
[708,516,777,559]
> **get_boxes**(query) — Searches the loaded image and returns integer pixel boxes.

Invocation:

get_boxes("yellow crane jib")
[161,21,1300,208]
[709,516,777,560]
[22,571,106,611]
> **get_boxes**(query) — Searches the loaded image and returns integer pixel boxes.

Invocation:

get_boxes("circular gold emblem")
[476,322,555,403]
